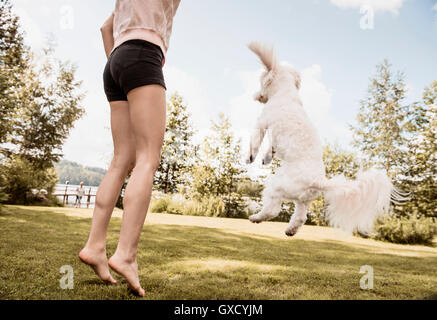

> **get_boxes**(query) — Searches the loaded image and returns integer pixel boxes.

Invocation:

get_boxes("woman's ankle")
[83,242,107,254]
[112,248,137,264]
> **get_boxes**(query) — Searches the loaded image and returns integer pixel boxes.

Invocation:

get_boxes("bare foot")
[108,254,145,297]
[78,247,117,284]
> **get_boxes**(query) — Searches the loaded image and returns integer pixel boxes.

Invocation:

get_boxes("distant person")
[74,182,85,208]
[79,0,181,296]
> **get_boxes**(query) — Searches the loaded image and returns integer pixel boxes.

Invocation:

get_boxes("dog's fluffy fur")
[246,41,407,236]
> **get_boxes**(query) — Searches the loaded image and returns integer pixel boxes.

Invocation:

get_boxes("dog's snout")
[254,92,268,104]
[257,95,268,104]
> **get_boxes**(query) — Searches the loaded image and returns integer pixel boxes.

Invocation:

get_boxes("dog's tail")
[317,169,409,234]
[248,41,277,71]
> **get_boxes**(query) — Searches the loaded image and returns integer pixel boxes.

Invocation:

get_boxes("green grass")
[0,205,436,300]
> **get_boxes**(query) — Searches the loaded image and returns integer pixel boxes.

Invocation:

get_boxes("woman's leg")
[79,100,136,284]
[108,85,166,296]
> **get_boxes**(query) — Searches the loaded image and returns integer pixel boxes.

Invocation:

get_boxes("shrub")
[1,155,58,205]
[150,197,170,213]
[372,214,437,245]
[221,193,247,219]
[236,180,263,198]
[166,200,184,215]
[174,196,226,217]
[180,199,204,216]
[149,194,245,218]
[307,196,329,226]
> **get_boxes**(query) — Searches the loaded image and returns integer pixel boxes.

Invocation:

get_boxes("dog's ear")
[248,41,277,71]
[264,71,274,87]
[291,69,301,90]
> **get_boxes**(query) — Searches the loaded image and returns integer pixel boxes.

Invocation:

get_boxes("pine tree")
[351,60,436,218]
[190,113,244,197]
[154,93,195,193]
[190,113,246,217]
[351,59,410,176]
[401,81,437,217]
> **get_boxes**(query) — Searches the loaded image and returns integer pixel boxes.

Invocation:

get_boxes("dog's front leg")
[245,122,267,164]
[261,132,275,165]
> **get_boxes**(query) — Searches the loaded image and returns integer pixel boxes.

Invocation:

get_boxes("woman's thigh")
[126,85,166,167]
[109,101,136,169]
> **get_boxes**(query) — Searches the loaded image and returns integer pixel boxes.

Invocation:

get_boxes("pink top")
[112,0,181,61]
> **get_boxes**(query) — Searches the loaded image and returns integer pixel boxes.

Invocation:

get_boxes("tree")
[8,45,85,170]
[351,60,436,218]
[190,113,246,217]
[0,0,28,148]
[351,59,410,176]
[400,81,437,217]
[154,93,195,193]
[0,1,85,204]
[192,113,245,197]
[323,144,361,179]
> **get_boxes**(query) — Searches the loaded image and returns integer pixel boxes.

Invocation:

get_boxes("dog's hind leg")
[249,178,282,223]
[285,201,308,237]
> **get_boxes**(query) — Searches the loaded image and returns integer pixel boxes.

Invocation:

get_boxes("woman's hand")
[101,12,115,59]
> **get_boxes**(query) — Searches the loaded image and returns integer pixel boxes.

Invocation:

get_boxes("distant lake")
[54,184,99,208]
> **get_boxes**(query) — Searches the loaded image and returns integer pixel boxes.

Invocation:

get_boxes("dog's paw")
[285,228,297,237]
[285,218,305,237]
[262,155,272,165]
[249,214,263,224]
[245,153,255,165]
[285,227,298,237]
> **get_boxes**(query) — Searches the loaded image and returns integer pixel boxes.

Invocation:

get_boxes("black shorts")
[103,39,166,102]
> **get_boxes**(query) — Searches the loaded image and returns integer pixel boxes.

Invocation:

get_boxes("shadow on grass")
[1,206,436,300]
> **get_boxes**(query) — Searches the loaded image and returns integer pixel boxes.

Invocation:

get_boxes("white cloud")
[300,64,349,144]
[229,69,264,146]
[433,3,437,14]
[330,0,404,14]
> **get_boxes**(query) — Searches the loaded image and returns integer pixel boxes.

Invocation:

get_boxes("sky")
[11,0,437,176]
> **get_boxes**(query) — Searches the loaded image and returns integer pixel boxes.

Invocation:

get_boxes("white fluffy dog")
[246,41,406,236]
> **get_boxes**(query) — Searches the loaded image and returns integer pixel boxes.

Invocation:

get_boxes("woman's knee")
[110,154,136,175]
[134,153,162,174]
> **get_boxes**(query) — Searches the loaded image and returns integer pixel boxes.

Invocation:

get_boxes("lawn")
[0,205,436,300]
